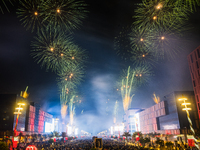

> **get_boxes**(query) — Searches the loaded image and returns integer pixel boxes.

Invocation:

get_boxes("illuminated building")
[139,91,199,135]
[123,108,144,134]
[0,94,53,137]
[188,45,200,120]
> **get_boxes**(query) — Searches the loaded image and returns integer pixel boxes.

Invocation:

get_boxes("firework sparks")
[117,66,153,112]
[134,0,189,32]
[31,27,86,73]
[152,92,160,104]
[42,0,88,31]
[0,0,13,14]
[17,0,46,32]
[113,100,118,123]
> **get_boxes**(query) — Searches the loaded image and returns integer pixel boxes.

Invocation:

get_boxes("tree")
[62,132,67,142]
[122,132,131,140]
[155,138,164,148]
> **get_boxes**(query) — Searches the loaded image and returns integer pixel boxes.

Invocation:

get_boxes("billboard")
[44,122,54,133]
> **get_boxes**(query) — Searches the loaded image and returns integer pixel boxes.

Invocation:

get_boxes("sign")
[95,138,103,149]
[26,145,38,150]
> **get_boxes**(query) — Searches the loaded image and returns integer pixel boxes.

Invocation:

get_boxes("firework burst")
[17,0,46,32]
[42,0,88,32]
[57,63,85,91]
[175,0,200,12]
[134,0,189,32]
[31,28,86,73]
[114,26,132,61]
[118,65,153,112]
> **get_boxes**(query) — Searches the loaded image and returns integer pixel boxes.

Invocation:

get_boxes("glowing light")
[70,73,73,76]
[34,12,38,16]
[117,89,119,91]
[65,78,67,81]
[57,9,60,13]
[15,108,23,110]
[156,3,163,9]
[72,56,75,59]
[139,74,142,77]
[161,36,165,40]
[178,98,188,101]
[142,54,145,57]
[61,105,68,119]
[123,85,125,88]
[136,74,138,77]
[60,53,64,56]
[182,103,191,105]
[50,47,54,51]
[182,108,192,111]
[140,38,144,42]
[152,92,160,104]
[153,16,157,20]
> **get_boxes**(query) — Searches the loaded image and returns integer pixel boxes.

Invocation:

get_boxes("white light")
[14,112,21,114]
[68,126,72,135]
[182,108,192,111]
[45,122,54,133]
[178,98,187,101]
[75,128,78,135]
[182,103,191,105]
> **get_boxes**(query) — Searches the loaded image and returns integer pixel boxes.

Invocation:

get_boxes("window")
[190,54,193,63]
[197,49,200,58]
[194,51,197,60]
[196,61,199,69]
[193,80,196,87]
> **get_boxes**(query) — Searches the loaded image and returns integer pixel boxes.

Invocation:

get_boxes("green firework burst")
[42,0,88,32]
[17,0,46,32]
[175,0,200,12]
[114,26,132,61]
[57,63,85,91]
[134,0,190,32]
[31,27,86,73]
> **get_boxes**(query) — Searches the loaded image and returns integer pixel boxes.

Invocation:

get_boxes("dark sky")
[0,0,200,134]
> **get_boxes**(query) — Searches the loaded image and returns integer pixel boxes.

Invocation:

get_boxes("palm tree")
[122,132,131,142]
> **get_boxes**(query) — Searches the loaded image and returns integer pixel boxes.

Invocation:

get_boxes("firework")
[134,0,189,32]
[69,95,76,125]
[114,26,132,61]
[175,0,200,12]
[0,0,12,13]
[57,63,85,91]
[31,28,86,73]
[118,65,153,112]
[42,0,88,32]
[113,101,118,123]
[17,0,46,32]
[152,92,160,104]
[132,65,153,87]
[148,28,185,60]
[129,27,157,66]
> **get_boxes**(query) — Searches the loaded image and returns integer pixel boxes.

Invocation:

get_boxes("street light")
[178,96,199,149]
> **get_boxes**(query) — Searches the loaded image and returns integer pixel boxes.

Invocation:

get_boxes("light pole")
[178,97,199,149]
[13,102,25,148]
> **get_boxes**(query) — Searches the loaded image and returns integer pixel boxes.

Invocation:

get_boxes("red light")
[26,145,38,150]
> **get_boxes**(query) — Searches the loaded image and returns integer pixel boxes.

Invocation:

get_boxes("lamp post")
[178,97,199,149]
[13,102,25,148]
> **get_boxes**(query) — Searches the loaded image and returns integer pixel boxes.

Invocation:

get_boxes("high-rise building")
[188,45,200,120]
[139,91,199,135]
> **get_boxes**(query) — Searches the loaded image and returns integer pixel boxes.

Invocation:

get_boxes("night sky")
[0,0,200,134]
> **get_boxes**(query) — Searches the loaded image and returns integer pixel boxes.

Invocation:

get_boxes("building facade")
[0,94,53,137]
[139,91,199,135]
[123,108,143,134]
[188,45,200,120]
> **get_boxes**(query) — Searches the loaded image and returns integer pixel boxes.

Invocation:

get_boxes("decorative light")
[140,38,144,42]
[72,57,75,59]
[142,54,145,57]
[139,74,142,77]
[34,12,38,16]
[136,74,138,77]
[65,78,68,81]
[61,53,64,56]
